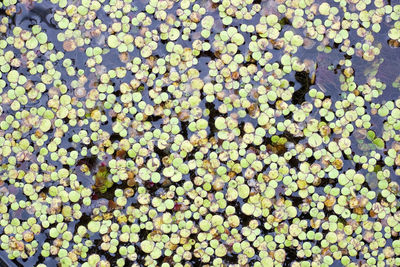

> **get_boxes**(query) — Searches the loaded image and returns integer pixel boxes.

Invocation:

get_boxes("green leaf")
[373,138,385,149]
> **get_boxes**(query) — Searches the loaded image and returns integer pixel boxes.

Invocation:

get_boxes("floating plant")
[0,0,399,266]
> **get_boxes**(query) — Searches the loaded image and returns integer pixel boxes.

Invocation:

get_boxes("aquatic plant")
[0,0,399,266]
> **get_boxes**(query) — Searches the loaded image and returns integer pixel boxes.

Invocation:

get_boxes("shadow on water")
[17,5,58,30]
[292,71,312,105]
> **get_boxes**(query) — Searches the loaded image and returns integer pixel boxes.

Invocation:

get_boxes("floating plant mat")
[0,0,400,266]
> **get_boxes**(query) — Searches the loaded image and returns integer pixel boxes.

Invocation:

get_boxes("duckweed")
[0,0,399,266]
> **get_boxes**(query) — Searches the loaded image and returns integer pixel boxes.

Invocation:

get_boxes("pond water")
[0,0,400,266]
